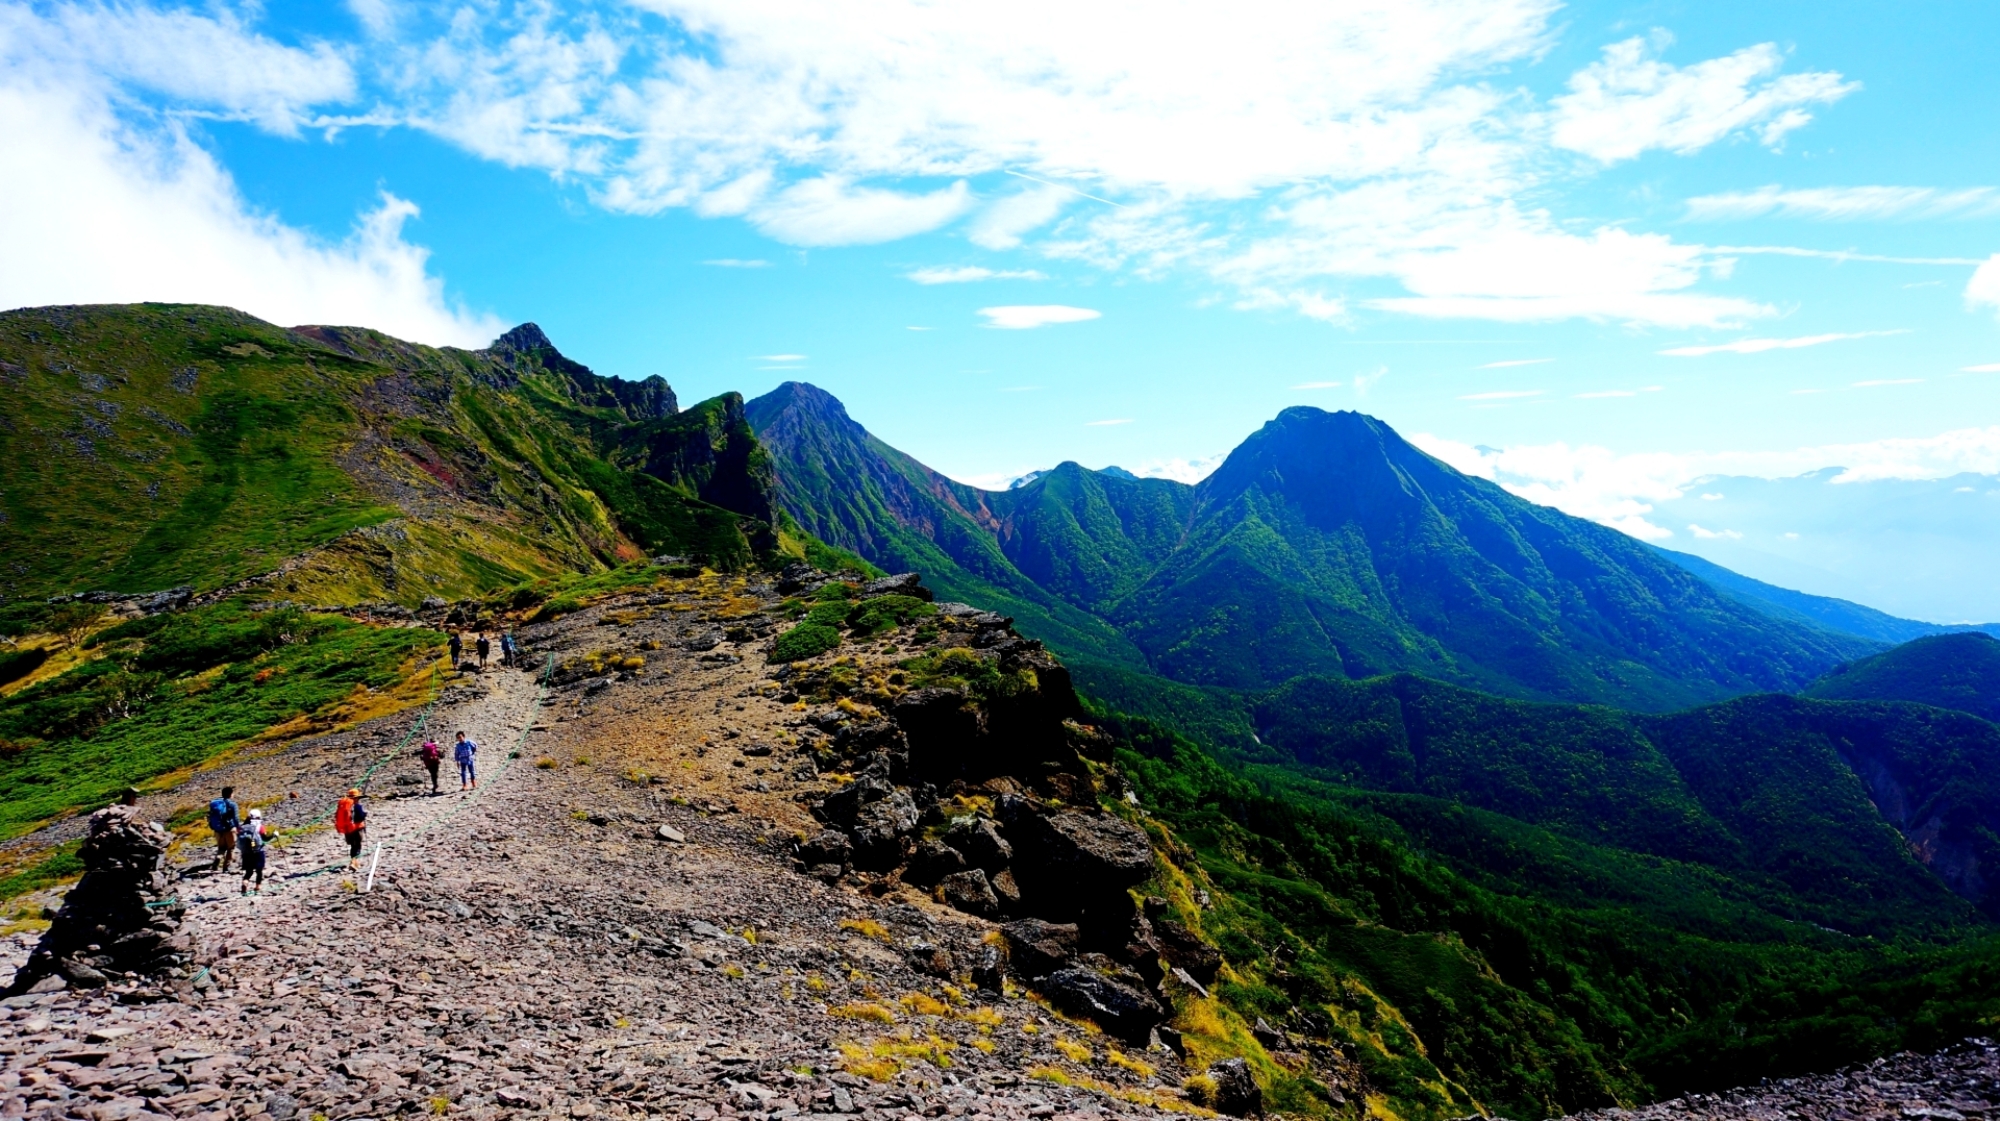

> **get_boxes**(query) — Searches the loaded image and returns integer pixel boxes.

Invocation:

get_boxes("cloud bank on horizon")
[2,0,1953,343]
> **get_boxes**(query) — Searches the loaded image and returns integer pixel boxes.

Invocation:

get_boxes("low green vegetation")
[1107,709,2000,1118]
[770,622,843,662]
[0,602,439,838]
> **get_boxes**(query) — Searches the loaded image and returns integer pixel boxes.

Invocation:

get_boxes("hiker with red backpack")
[334,788,368,871]
[417,738,443,795]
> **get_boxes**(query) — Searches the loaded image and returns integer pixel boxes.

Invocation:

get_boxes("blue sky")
[4,0,1998,615]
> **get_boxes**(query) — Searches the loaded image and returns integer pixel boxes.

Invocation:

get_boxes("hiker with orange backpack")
[334,788,369,871]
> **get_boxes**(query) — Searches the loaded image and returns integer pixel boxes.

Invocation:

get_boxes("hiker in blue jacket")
[454,731,479,792]
[207,786,241,874]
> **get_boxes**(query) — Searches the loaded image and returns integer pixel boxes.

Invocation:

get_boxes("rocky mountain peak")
[490,322,555,353]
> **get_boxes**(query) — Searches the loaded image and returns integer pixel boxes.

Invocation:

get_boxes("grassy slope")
[0,304,782,607]
[0,603,440,838]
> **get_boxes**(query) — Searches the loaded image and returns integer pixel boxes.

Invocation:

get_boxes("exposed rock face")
[1208,1057,1263,1116]
[1040,966,1167,1046]
[1002,919,1080,979]
[937,869,999,916]
[7,805,194,994]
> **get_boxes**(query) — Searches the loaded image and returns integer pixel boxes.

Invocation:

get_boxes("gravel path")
[0,583,1201,1121]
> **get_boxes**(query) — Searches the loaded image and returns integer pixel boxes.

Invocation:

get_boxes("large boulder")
[937,869,1000,917]
[1001,800,1154,933]
[1153,917,1223,985]
[946,817,1013,873]
[906,839,967,888]
[1209,1058,1262,1117]
[861,573,932,602]
[848,791,919,870]
[1039,966,1166,1045]
[796,829,852,878]
[1001,919,1079,979]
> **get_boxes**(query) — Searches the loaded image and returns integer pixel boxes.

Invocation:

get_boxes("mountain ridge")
[750,385,1875,711]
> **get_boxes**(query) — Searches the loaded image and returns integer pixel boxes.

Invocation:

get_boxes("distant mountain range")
[750,381,1903,711]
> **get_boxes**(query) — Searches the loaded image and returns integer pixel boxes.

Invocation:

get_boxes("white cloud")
[1353,366,1388,396]
[969,186,1070,251]
[750,177,973,246]
[1659,329,1909,357]
[1131,453,1227,484]
[978,305,1101,329]
[1967,254,2000,318]
[906,266,1047,284]
[1411,424,2000,540]
[1574,386,1663,398]
[1460,389,1543,400]
[753,353,806,361]
[1234,288,1348,322]
[702,258,770,267]
[1688,524,1743,540]
[3,0,1861,334]
[1480,358,1550,368]
[1963,363,2000,373]
[1686,185,2000,222]
[2,2,356,135]
[0,39,497,347]
[1549,34,1855,164]
[1086,418,1134,427]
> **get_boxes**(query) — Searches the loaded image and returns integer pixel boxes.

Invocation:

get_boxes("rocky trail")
[0,573,1206,1121]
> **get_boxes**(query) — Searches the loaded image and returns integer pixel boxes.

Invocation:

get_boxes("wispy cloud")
[1853,378,1923,387]
[906,326,934,331]
[1550,35,1854,164]
[754,354,806,362]
[979,305,1101,329]
[1411,424,2000,541]
[1660,329,1909,357]
[1460,390,1544,401]
[1688,524,1743,540]
[1687,185,2000,222]
[1292,380,1342,389]
[906,266,1048,284]
[1575,386,1663,399]
[703,259,770,268]
[1963,363,2000,373]
[1479,359,1551,369]
[1086,418,1134,427]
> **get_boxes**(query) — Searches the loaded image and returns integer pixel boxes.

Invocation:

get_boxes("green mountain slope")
[744,382,1146,666]
[1249,673,1993,931]
[750,385,1874,711]
[0,304,790,604]
[1804,632,2000,723]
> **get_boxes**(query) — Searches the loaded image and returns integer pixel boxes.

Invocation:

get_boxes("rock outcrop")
[6,805,194,994]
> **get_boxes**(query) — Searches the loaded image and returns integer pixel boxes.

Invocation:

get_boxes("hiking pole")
[364,843,382,893]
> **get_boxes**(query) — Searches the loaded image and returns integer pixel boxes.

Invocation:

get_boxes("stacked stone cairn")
[6,805,195,994]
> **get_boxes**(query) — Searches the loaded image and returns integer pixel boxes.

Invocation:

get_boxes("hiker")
[238,808,271,894]
[207,786,241,874]
[417,737,443,794]
[453,731,479,792]
[119,787,140,807]
[474,633,491,670]
[499,632,516,668]
[448,631,463,667]
[334,788,368,871]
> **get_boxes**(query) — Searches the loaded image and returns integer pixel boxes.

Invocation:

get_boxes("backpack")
[207,798,236,832]
[420,741,442,764]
